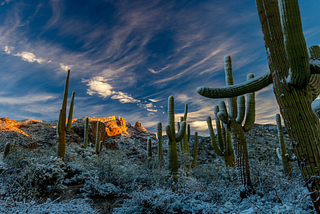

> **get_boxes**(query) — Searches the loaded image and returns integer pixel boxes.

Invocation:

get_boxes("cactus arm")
[207,116,222,156]
[57,109,63,135]
[243,73,256,132]
[61,70,70,129]
[84,117,89,149]
[177,122,180,131]
[310,58,320,74]
[183,104,188,121]
[235,95,245,123]
[224,55,237,119]
[214,105,224,151]
[197,71,272,99]
[99,141,103,152]
[175,121,186,142]
[187,124,190,142]
[191,132,199,168]
[309,46,320,101]
[276,113,292,179]
[66,91,75,132]
[217,101,230,125]
[166,125,174,142]
[278,0,310,89]
[157,122,163,161]
[168,96,175,137]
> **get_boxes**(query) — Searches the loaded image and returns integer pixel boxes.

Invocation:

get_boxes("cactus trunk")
[256,0,320,211]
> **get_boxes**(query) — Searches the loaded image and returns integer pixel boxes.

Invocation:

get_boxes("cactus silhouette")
[197,1,320,211]
[84,117,89,149]
[57,70,75,161]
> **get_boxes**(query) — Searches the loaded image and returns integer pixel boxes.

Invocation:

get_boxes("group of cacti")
[202,55,255,193]
[197,0,320,211]
[56,70,103,160]
[154,96,199,183]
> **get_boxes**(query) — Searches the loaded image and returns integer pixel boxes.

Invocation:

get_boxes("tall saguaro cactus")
[157,122,164,163]
[84,117,89,149]
[57,70,75,161]
[197,1,320,211]
[166,96,186,176]
[202,55,254,192]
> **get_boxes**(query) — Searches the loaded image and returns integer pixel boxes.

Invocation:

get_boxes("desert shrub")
[0,197,99,214]
[1,147,66,199]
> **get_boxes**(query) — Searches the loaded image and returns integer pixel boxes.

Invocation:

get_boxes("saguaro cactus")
[84,117,89,149]
[207,108,234,167]
[197,1,320,211]
[275,114,294,179]
[96,121,101,155]
[191,132,199,168]
[57,70,75,161]
[157,122,164,162]
[202,55,254,192]
[166,95,186,176]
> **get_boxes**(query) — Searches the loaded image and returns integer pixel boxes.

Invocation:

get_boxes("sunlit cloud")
[82,76,114,98]
[148,98,160,102]
[111,91,140,104]
[14,51,45,64]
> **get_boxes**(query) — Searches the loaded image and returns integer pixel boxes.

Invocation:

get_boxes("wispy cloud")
[13,51,45,64]
[0,93,56,105]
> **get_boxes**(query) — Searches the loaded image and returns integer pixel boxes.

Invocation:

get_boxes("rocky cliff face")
[0,116,156,157]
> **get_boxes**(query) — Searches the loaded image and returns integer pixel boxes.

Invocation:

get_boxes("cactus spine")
[191,132,198,168]
[84,117,89,149]
[57,70,75,161]
[4,142,10,159]
[166,96,186,177]
[275,114,293,179]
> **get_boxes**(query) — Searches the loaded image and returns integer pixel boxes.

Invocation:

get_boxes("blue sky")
[0,0,319,136]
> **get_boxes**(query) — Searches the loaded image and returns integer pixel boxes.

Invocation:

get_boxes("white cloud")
[148,98,160,102]
[0,94,56,105]
[111,91,140,104]
[188,121,209,131]
[175,94,190,103]
[82,76,113,98]
[148,65,170,74]
[60,63,72,71]
[83,76,140,104]
[14,51,45,64]
[4,45,14,54]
